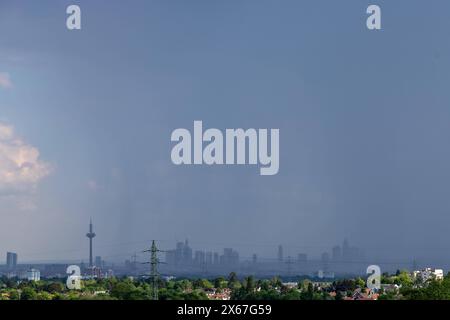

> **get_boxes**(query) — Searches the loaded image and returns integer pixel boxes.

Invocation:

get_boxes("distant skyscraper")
[95,256,102,268]
[321,252,330,272]
[277,245,284,262]
[6,252,17,270]
[174,241,184,264]
[205,252,213,266]
[342,238,350,261]
[194,250,205,266]
[332,245,342,262]
[213,252,219,265]
[182,239,192,265]
[341,238,363,262]
[167,240,194,266]
[86,219,96,267]
[220,248,239,266]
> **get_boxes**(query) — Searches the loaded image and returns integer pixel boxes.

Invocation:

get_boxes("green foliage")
[244,276,255,293]
[355,277,365,288]
[395,271,413,287]
[20,287,37,300]
[109,279,152,300]
[270,276,282,288]
[214,277,226,289]
[193,279,213,290]
[378,292,398,300]
[402,276,450,300]
[46,281,65,294]
[2,271,450,301]
[227,272,239,289]
[36,291,53,300]
[175,279,193,291]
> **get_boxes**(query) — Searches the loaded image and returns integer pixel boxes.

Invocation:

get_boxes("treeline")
[2,271,450,300]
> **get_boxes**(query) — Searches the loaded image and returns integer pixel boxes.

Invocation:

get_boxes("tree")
[183,290,208,300]
[282,289,301,300]
[36,291,53,300]
[110,280,137,300]
[175,279,192,291]
[300,282,315,300]
[20,287,37,300]
[193,279,213,290]
[214,277,226,289]
[260,280,270,291]
[228,272,238,287]
[355,277,365,288]
[395,271,413,287]
[46,282,65,294]
[307,283,314,297]
[5,289,20,300]
[298,279,311,292]
[270,276,282,288]
[244,276,255,293]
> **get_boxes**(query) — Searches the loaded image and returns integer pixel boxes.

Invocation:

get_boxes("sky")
[1,0,450,268]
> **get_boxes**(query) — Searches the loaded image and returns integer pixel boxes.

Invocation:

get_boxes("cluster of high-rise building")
[330,239,365,263]
[164,240,239,274]
[315,239,365,277]
[160,239,366,278]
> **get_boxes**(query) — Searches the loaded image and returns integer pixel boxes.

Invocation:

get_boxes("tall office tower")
[213,252,219,265]
[205,252,213,266]
[95,256,102,268]
[194,250,205,266]
[321,252,330,272]
[342,238,350,261]
[86,219,96,267]
[6,252,18,270]
[182,239,192,265]
[220,248,239,267]
[332,245,342,262]
[277,245,284,262]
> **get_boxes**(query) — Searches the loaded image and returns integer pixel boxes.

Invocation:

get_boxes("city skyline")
[0,219,417,277]
[0,217,447,274]
[2,0,450,268]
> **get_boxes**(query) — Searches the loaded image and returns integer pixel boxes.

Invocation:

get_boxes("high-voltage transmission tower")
[143,240,165,300]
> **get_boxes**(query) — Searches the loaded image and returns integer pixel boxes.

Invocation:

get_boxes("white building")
[412,268,444,282]
[317,270,335,279]
[26,269,40,282]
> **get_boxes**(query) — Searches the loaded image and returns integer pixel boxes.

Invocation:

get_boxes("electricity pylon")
[143,240,165,300]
